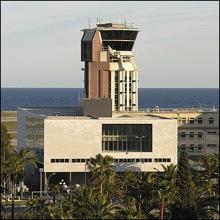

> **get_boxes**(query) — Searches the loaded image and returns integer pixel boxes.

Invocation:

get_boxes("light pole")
[59,179,67,196]
[84,162,87,186]
[47,173,56,194]
[134,135,145,179]
[39,168,44,197]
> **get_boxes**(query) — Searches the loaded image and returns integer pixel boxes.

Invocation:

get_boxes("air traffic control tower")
[81,22,139,111]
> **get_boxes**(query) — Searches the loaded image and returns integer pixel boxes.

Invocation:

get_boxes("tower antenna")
[88,18,91,29]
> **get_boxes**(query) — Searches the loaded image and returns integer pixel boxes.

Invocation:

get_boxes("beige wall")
[44,117,177,173]
[44,118,101,172]
[149,111,219,158]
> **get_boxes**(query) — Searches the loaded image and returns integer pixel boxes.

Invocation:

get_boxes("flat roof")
[19,107,172,120]
[18,107,81,117]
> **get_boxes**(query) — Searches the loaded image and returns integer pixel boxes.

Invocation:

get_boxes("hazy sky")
[1,1,219,88]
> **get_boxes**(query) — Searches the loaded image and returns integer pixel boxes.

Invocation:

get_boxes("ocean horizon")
[1,88,219,111]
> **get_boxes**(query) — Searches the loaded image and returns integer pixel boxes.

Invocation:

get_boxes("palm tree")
[49,183,60,205]
[2,147,37,219]
[87,154,115,195]
[68,185,119,219]
[115,198,145,219]
[153,164,177,219]
[200,153,219,197]
[26,198,64,219]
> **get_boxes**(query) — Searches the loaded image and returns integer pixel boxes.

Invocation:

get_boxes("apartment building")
[147,108,219,160]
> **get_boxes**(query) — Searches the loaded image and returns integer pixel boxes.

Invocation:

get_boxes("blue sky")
[1,1,219,88]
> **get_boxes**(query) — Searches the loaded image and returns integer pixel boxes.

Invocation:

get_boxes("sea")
[1,88,219,111]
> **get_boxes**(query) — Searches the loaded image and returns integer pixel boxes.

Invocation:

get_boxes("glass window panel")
[113,141,118,151]
[123,141,127,151]
[109,141,113,151]
[118,141,123,151]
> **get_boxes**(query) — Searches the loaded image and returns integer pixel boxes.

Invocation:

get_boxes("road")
[4,205,27,213]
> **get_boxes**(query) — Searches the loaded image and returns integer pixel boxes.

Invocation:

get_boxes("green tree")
[67,186,119,219]
[200,153,219,197]
[87,154,115,195]
[2,148,37,219]
[1,124,13,191]
[170,151,219,219]
[26,197,68,219]
[1,123,13,159]
[170,151,196,219]
[152,164,177,219]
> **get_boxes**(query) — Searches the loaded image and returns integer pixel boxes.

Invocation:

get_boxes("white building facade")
[17,108,178,174]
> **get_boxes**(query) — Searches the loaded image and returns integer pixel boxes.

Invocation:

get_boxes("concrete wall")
[44,117,177,173]
[82,98,112,117]
[44,118,101,172]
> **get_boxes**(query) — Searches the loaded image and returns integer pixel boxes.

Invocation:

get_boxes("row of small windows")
[180,132,203,139]
[51,158,171,163]
[180,117,215,124]
[207,144,217,147]
[207,131,217,135]
[180,143,218,152]
[180,144,203,152]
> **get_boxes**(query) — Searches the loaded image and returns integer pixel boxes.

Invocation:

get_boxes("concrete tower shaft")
[81,23,139,111]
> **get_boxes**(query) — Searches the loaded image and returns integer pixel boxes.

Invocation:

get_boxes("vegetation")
[1,123,37,219]
[1,125,219,219]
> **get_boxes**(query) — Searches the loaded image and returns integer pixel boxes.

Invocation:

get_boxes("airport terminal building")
[17,22,218,190]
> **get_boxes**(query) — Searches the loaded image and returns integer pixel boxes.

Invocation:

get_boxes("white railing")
[138,107,219,113]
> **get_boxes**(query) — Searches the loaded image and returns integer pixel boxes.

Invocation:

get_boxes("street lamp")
[39,168,44,197]
[85,161,89,186]
[59,179,67,196]
[134,135,146,179]
[47,173,56,193]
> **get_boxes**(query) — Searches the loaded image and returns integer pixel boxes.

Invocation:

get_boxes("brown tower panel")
[88,62,109,98]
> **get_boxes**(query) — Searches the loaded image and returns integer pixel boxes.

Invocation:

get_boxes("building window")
[181,118,187,124]
[197,117,203,124]
[51,159,55,163]
[154,158,171,162]
[207,144,217,147]
[198,132,203,139]
[180,132,186,139]
[207,131,217,135]
[208,117,214,124]
[102,124,152,152]
[197,145,203,151]
[189,144,195,151]
[180,144,186,151]
[189,118,195,124]
[64,159,69,163]
[189,132,194,139]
